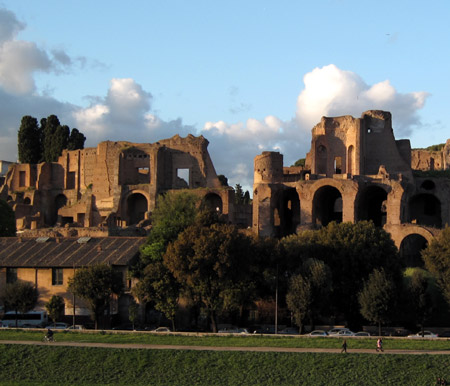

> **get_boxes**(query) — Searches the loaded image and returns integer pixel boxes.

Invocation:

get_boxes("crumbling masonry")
[252,110,450,265]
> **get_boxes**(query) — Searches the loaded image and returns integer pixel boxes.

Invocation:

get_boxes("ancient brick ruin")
[252,110,450,265]
[0,134,250,236]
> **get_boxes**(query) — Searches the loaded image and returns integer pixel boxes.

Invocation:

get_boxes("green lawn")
[0,344,449,385]
[0,329,449,351]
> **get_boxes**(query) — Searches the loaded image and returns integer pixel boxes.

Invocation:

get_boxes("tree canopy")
[422,226,450,307]
[164,222,255,332]
[68,264,123,329]
[2,281,38,326]
[17,114,86,164]
[358,268,396,336]
[45,295,65,322]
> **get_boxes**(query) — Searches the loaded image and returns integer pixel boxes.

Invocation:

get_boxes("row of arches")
[275,185,442,238]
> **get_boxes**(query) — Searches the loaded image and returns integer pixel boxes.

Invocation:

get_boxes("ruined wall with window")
[0,134,244,234]
[253,110,450,266]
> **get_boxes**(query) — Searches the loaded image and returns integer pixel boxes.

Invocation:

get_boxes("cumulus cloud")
[296,64,428,136]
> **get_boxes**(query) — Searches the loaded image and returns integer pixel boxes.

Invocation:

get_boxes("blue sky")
[1,0,449,191]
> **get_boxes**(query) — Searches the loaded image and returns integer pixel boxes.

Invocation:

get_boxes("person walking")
[376,338,383,352]
[341,339,347,353]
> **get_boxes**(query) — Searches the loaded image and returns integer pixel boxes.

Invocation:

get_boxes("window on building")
[52,268,63,285]
[19,171,26,187]
[6,268,17,283]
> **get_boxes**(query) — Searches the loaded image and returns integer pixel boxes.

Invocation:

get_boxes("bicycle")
[42,335,55,342]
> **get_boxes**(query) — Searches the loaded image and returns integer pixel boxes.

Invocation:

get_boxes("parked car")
[46,322,69,329]
[66,325,85,330]
[407,331,438,338]
[327,328,352,336]
[329,329,354,337]
[439,331,450,338]
[354,331,371,336]
[308,330,328,336]
[151,327,171,333]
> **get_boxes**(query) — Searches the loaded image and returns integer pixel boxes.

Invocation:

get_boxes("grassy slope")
[0,330,449,385]
[0,344,449,386]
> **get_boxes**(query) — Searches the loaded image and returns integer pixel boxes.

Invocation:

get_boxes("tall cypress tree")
[41,115,61,162]
[17,116,42,163]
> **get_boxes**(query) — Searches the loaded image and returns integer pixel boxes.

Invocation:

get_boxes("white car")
[152,327,171,333]
[407,331,438,338]
[308,330,328,336]
[354,331,370,337]
[327,328,352,336]
[66,324,85,330]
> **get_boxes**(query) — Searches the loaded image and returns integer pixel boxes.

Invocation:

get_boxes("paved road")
[1,340,449,355]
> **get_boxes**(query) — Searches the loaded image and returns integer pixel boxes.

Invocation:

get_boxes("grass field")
[0,330,449,385]
[0,344,449,385]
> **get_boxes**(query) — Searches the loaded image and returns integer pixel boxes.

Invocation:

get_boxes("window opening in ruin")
[23,197,31,205]
[356,186,388,227]
[176,168,190,188]
[66,172,76,189]
[334,157,342,174]
[316,145,327,175]
[203,193,223,214]
[6,268,17,284]
[347,145,354,175]
[275,188,300,237]
[52,268,63,286]
[399,234,428,267]
[408,193,441,228]
[312,186,342,226]
[77,213,85,226]
[138,167,149,175]
[19,171,25,187]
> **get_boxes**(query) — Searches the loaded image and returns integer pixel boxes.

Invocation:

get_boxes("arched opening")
[203,193,223,213]
[274,188,300,238]
[408,193,441,227]
[312,186,342,226]
[23,197,31,205]
[127,193,148,225]
[316,145,327,174]
[50,194,68,225]
[356,186,388,227]
[399,234,428,267]
[347,145,354,175]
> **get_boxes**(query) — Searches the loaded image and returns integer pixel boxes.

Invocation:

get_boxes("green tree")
[422,226,450,307]
[17,115,42,163]
[133,261,180,331]
[293,158,305,167]
[286,259,331,332]
[68,264,123,329]
[282,221,400,328]
[128,299,139,330]
[67,128,86,150]
[41,115,61,162]
[358,268,396,336]
[286,273,311,333]
[164,222,254,332]
[407,269,434,336]
[138,191,200,268]
[2,281,38,327]
[45,295,65,322]
[0,199,16,236]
